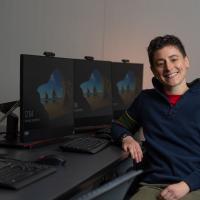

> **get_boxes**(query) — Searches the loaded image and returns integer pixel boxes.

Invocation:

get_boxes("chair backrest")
[70,169,143,200]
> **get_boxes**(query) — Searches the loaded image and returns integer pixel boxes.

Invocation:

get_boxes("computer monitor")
[111,62,143,119]
[20,54,74,143]
[74,59,112,131]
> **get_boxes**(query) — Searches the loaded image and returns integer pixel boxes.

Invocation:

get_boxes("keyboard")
[0,157,56,189]
[95,127,111,134]
[60,136,110,154]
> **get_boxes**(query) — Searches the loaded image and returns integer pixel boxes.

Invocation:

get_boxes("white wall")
[1,0,200,103]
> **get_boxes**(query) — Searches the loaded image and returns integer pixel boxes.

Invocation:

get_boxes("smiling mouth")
[164,72,178,79]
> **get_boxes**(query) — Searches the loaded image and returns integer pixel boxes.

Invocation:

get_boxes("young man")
[112,35,200,200]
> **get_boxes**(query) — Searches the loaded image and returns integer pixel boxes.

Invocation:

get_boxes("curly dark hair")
[147,35,187,67]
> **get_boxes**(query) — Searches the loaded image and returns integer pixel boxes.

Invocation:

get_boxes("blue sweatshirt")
[112,78,200,191]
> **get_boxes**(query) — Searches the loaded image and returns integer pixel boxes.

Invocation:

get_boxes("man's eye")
[171,59,178,62]
[157,62,164,67]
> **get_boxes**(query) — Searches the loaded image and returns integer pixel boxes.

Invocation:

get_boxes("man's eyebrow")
[154,54,180,64]
[155,58,165,62]
[169,54,179,58]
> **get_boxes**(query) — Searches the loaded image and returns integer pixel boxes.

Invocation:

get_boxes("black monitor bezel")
[111,62,143,119]
[20,54,74,143]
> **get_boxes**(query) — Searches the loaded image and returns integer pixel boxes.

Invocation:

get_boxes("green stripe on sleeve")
[118,111,140,132]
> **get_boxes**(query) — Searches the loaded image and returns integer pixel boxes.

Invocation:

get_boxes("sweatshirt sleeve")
[111,93,142,142]
[183,170,200,191]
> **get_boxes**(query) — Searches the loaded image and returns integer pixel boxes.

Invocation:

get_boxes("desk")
[0,143,129,200]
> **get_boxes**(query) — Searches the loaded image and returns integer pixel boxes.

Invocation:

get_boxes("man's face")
[151,45,189,90]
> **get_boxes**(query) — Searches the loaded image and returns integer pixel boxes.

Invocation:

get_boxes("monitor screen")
[20,54,74,143]
[111,62,143,119]
[74,59,112,130]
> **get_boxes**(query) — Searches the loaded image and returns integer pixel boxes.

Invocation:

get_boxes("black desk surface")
[0,143,128,200]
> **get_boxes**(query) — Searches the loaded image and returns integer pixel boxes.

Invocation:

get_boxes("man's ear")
[150,65,156,75]
[185,56,190,69]
[150,66,159,80]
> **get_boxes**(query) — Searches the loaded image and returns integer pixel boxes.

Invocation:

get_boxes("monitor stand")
[0,112,26,148]
[0,101,35,148]
[0,101,22,147]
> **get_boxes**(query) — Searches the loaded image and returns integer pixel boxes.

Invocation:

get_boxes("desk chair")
[70,169,143,200]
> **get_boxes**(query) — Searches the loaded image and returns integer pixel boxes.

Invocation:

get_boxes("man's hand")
[122,135,143,163]
[158,181,190,200]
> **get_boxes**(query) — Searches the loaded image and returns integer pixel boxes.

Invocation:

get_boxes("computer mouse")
[36,154,66,166]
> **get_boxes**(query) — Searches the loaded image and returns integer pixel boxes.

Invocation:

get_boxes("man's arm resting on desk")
[112,121,143,163]
[121,136,143,164]
[111,116,143,164]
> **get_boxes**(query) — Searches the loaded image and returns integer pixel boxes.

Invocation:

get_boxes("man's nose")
[165,61,173,71]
